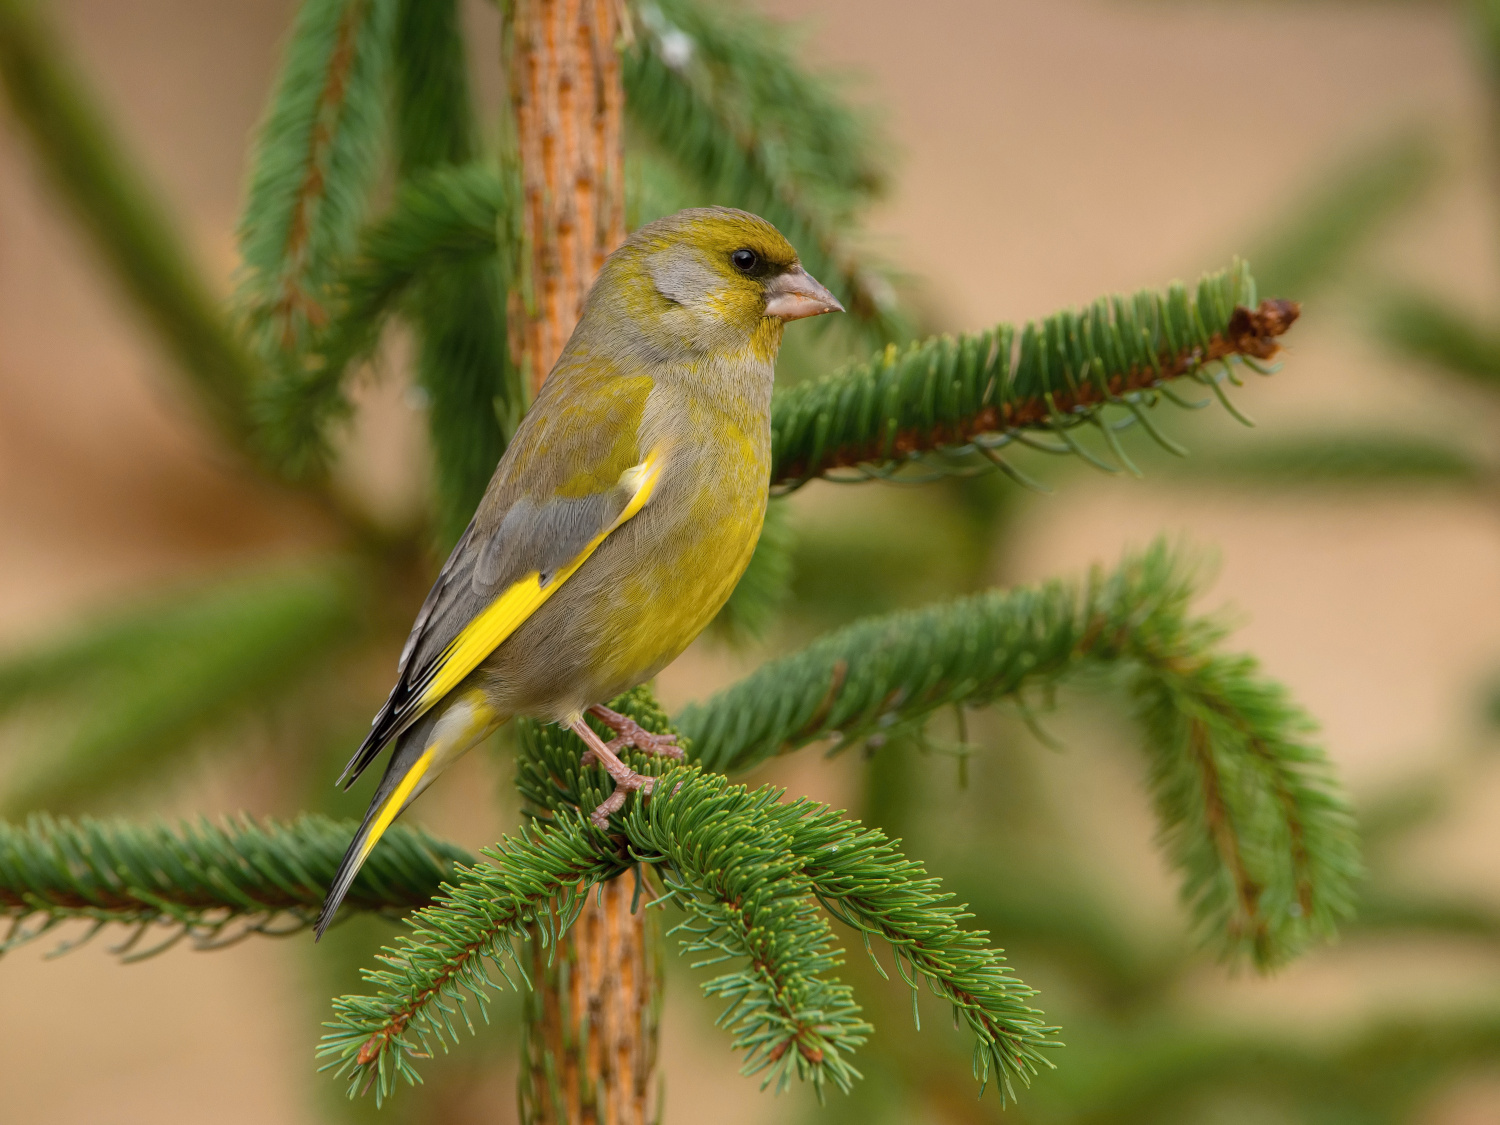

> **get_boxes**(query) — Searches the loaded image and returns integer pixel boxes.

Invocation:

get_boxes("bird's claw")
[570,708,687,834]
[587,772,657,829]
[586,704,684,760]
[580,733,679,768]
[574,707,684,829]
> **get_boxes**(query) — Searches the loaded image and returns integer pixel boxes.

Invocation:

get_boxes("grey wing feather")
[405,491,628,674]
[337,486,632,788]
[336,516,482,786]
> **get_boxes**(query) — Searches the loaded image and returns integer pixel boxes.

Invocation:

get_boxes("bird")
[315,207,843,937]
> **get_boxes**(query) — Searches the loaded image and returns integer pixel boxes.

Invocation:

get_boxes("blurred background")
[3,0,1500,1122]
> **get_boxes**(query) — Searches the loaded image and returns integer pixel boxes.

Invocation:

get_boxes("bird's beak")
[764,267,844,322]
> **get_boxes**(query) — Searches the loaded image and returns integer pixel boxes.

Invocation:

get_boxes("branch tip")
[1227,298,1301,360]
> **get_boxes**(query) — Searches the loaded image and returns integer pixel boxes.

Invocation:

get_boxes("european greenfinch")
[316,207,841,935]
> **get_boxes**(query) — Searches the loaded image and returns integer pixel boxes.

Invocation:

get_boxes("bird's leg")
[586,703,684,760]
[567,716,657,829]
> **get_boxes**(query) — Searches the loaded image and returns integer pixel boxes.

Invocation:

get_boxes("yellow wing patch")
[414,448,665,713]
[355,747,436,867]
[354,689,501,868]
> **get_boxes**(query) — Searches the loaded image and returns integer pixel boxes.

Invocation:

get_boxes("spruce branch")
[767,263,1298,492]
[626,773,871,1096]
[319,816,621,1104]
[773,801,1056,1101]
[390,0,521,544]
[258,164,516,480]
[1126,620,1359,967]
[236,0,396,364]
[0,0,262,450]
[679,541,1198,776]
[627,0,903,340]
[318,766,871,1104]
[634,0,887,209]
[0,814,470,958]
[336,755,1047,1102]
[519,690,1048,1097]
[679,542,1358,967]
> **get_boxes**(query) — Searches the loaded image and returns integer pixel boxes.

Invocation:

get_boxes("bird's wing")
[339,375,661,788]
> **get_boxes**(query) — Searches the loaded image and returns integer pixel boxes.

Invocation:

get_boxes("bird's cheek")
[704,288,747,322]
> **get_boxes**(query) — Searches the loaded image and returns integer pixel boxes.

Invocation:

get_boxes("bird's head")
[591,207,843,362]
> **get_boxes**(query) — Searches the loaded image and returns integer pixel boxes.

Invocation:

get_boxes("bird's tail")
[315,689,504,938]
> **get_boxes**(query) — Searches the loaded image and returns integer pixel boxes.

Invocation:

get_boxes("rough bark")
[521,876,662,1124]
[510,0,627,394]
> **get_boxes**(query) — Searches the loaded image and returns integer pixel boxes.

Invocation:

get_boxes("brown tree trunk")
[520,877,662,1125]
[509,4,658,1123]
[510,0,627,395]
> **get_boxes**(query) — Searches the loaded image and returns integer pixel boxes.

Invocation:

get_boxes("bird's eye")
[730,248,758,273]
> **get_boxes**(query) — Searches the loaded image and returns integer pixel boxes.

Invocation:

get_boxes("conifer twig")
[679,541,1198,775]
[768,262,1298,490]
[323,753,1056,1103]
[0,814,471,958]
[236,0,396,362]
[626,774,871,1096]
[1126,620,1359,966]
[319,816,620,1104]
[256,165,515,480]
[679,541,1357,968]
[778,804,1057,1102]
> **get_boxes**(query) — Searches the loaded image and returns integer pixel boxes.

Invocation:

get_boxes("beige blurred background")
[3,0,1499,1121]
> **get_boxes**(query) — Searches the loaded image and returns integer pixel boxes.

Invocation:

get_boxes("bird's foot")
[586,771,657,829]
[567,715,664,830]
[586,703,684,761]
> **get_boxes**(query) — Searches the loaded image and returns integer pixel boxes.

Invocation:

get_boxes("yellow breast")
[588,398,770,689]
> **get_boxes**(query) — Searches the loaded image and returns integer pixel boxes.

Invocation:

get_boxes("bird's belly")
[479,445,767,720]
